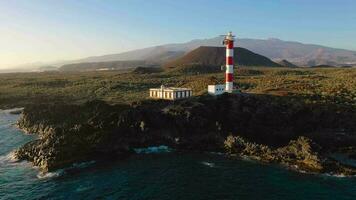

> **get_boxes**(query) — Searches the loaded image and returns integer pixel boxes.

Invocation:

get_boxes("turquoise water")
[1,110,356,200]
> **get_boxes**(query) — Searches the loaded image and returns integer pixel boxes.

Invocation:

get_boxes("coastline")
[12,93,356,175]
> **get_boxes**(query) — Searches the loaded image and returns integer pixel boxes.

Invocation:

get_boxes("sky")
[0,0,355,69]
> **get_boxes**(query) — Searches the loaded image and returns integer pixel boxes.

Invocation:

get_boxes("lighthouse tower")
[207,31,236,96]
[223,32,235,93]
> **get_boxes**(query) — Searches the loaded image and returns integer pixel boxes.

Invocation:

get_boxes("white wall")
[208,84,225,95]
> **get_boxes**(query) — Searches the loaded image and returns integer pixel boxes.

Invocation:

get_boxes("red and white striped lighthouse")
[223,31,235,93]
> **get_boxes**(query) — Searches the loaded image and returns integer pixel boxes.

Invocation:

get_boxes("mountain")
[9,36,355,72]
[68,37,356,67]
[59,46,280,72]
[59,60,158,72]
[237,38,356,66]
[75,47,185,64]
[276,59,298,68]
[164,46,281,69]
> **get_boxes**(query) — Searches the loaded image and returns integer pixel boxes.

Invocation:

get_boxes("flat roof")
[150,87,192,91]
[208,84,225,87]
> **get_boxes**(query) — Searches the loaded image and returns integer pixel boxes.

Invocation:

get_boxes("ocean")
[1,110,356,200]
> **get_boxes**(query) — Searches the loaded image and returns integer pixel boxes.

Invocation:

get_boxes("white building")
[208,84,226,96]
[149,85,193,100]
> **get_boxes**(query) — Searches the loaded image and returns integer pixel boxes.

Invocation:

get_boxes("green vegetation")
[0,67,355,109]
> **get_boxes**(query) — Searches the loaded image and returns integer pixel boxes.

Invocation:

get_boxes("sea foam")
[201,161,216,168]
[36,161,96,180]
[0,151,19,163]
[37,169,65,179]
[134,145,171,154]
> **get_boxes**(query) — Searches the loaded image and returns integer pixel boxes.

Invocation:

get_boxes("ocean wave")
[0,151,19,163]
[0,151,34,171]
[134,145,172,154]
[68,160,96,171]
[37,169,65,179]
[201,161,215,168]
[326,173,347,178]
[209,152,225,156]
[36,161,96,180]
[288,164,354,178]
[321,172,356,178]
[0,108,24,115]
[76,185,94,193]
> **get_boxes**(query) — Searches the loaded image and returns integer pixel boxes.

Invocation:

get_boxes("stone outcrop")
[224,135,356,175]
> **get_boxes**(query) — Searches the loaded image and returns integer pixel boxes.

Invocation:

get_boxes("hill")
[59,60,158,72]
[310,65,336,68]
[132,67,163,74]
[164,46,281,69]
[276,59,298,68]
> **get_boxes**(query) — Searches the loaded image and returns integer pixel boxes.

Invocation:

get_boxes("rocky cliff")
[15,94,356,174]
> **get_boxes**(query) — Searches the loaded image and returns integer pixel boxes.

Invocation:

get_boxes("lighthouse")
[223,31,235,93]
[207,31,236,96]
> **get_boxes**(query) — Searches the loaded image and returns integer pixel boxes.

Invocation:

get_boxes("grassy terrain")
[0,67,355,109]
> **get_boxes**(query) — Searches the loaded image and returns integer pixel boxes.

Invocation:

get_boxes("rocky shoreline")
[225,135,356,175]
[14,93,356,175]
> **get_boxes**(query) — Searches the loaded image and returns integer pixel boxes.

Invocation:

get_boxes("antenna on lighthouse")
[221,31,235,45]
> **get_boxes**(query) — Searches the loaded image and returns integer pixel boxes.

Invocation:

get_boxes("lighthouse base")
[208,84,225,96]
[208,84,240,96]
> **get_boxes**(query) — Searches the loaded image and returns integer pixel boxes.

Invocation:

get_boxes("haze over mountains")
[3,36,356,73]
[72,37,356,67]
[60,60,155,72]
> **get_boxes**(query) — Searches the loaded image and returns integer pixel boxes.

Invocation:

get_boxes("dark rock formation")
[224,135,356,175]
[15,94,356,173]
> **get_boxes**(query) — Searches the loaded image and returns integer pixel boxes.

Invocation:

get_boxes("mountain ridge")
[6,37,356,73]
[71,37,356,67]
